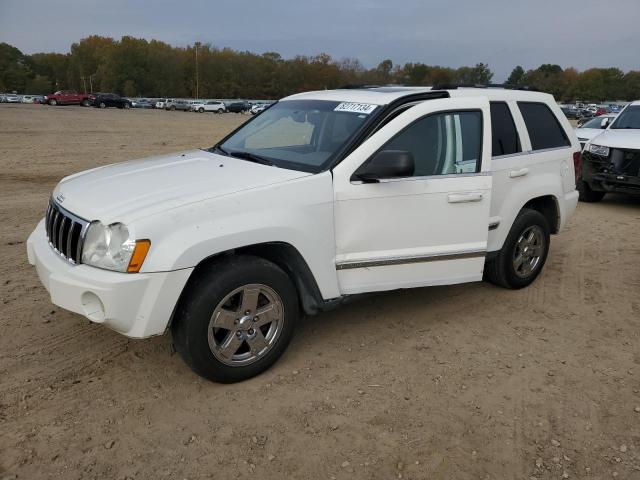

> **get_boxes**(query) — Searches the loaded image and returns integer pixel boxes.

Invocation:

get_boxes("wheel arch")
[177,241,326,318]
[521,194,560,234]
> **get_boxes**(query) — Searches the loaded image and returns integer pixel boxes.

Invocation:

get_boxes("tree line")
[1,36,638,101]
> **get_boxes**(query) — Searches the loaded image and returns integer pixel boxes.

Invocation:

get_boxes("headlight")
[81,222,150,272]
[589,144,610,157]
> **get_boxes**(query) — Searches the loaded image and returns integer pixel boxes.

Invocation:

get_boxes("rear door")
[332,97,492,294]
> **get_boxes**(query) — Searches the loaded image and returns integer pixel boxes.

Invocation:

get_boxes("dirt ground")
[1,104,639,480]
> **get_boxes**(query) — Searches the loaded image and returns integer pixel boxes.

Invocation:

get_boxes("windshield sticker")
[334,102,377,115]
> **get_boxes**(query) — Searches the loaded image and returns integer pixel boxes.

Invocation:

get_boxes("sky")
[0,0,638,81]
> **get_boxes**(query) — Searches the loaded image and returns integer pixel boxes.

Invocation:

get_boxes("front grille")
[45,200,89,264]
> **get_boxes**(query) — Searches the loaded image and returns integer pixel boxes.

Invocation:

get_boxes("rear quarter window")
[490,102,521,156]
[518,102,570,150]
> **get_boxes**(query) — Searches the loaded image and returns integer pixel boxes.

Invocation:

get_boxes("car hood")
[53,149,312,224]
[574,128,603,141]
[587,129,640,149]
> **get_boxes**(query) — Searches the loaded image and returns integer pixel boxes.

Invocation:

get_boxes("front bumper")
[582,150,640,195]
[27,220,193,338]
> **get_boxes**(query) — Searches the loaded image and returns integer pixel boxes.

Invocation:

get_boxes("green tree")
[507,66,525,85]
[0,43,31,92]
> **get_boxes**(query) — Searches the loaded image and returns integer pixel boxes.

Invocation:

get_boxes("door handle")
[509,168,529,178]
[447,192,483,203]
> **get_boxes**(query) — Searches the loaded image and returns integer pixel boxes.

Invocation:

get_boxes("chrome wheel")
[208,284,284,367]
[513,225,545,278]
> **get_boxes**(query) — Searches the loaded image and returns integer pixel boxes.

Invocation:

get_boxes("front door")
[332,97,492,294]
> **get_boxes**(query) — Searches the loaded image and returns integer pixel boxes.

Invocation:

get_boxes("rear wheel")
[48,99,57,106]
[484,208,550,289]
[172,255,299,383]
[99,102,106,109]
[578,180,606,202]
[81,99,91,107]
[198,107,204,113]
[123,102,130,109]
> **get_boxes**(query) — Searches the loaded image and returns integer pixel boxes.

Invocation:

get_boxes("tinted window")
[490,102,521,156]
[518,102,570,150]
[380,111,483,176]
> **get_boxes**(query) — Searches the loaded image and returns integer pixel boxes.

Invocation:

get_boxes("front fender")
[135,171,341,300]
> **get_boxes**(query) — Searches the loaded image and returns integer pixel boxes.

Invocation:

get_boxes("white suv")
[578,100,640,202]
[192,100,226,113]
[27,86,580,382]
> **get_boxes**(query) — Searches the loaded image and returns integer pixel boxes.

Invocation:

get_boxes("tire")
[578,180,606,202]
[198,107,204,113]
[124,103,130,109]
[48,99,57,106]
[170,105,176,111]
[99,102,106,109]
[172,255,299,383]
[81,99,90,107]
[484,208,550,289]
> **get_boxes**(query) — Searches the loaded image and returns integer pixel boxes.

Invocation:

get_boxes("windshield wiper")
[228,150,274,166]
[212,145,229,155]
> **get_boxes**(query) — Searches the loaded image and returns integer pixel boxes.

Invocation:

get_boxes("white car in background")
[155,98,174,109]
[575,114,617,149]
[192,100,226,113]
[250,103,271,115]
[21,95,36,103]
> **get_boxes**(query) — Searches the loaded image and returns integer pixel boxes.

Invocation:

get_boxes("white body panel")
[27,86,581,338]
[332,98,492,294]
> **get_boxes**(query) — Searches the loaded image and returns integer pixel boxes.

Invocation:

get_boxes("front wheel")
[578,180,606,202]
[198,107,204,113]
[48,99,57,106]
[81,99,91,107]
[172,255,299,383]
[99,102,106,109]
[484,208,550,289]
[124,103,130,109]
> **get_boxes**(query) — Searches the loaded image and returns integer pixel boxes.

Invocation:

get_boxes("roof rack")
[339,84,384,89]
[431,83,539,92]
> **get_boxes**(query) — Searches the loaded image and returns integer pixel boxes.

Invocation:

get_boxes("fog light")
[81,292,105,322]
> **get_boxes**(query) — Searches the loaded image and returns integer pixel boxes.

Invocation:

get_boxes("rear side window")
[518,102,570,150]
[490,102,521,156]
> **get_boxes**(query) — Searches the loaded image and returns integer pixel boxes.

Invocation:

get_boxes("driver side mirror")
[352,150,415,182]
[600,118,609,129]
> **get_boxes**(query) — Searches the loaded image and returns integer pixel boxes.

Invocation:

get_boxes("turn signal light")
[127,240,151,273]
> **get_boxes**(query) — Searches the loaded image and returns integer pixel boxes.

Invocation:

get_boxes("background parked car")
[156,98,173,108]
[575,113,617,149]
[21,95,36,104]
[130,98,154,108]
[560,105,580,119]
[92,93,132,109]
[167,99,193,111]
[44,90,94,106]
[5,94,21,103]
[192,100,226,113]
[226,101,250,113]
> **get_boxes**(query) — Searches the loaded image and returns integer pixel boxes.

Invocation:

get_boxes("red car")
[595,107,608,116]
[44,90,95,107]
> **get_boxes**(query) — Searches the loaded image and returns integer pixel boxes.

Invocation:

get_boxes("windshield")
[611,105,640,129]
[217,100,378,172]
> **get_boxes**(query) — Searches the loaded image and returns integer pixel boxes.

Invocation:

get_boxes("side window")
[518,102,570,150]
[380,111,483,176]
[490,102,521,156]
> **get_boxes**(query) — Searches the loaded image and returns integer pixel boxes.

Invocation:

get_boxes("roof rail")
[338,84,384,89]
[431,83,539,92]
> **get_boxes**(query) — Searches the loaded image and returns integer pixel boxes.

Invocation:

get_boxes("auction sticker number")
[334,102,377,115]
